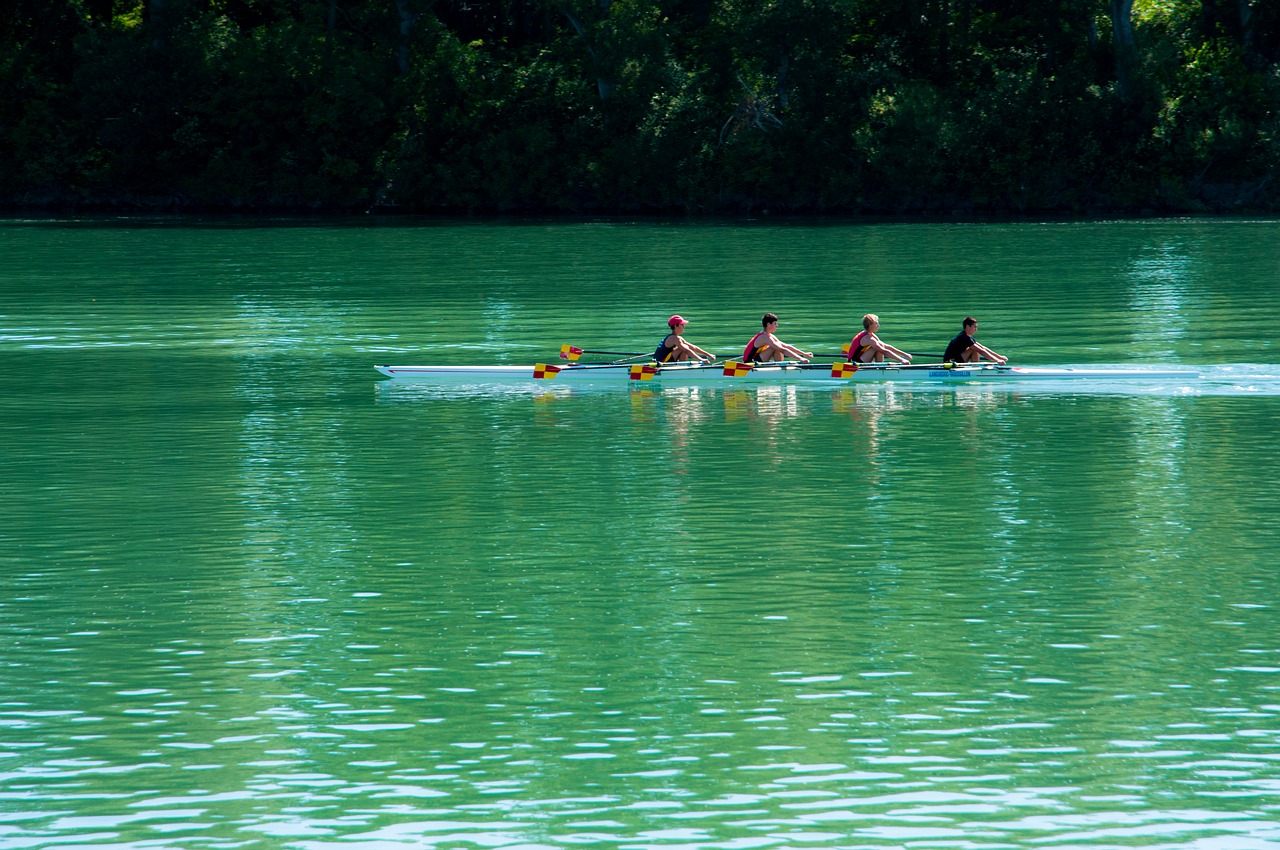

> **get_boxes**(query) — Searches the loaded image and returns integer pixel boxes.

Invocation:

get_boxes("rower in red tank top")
[742,313,812,363]
[846,314,911,364]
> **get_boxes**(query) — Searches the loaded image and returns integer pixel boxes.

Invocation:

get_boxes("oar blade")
[832,362,858,378]
[533,363,562,379]
[561,345,646,360]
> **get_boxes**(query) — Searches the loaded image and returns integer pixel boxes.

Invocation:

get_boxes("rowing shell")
[374,362,1199,385]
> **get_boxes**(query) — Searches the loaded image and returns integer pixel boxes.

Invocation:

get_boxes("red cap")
[668,315,687,328]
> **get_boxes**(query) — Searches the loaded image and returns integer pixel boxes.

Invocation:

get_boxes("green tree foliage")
[0,0,1276,212]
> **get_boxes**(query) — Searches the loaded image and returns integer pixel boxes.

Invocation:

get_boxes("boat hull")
[374,363,1199,385]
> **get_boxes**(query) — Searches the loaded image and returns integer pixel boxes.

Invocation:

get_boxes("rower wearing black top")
[943,316,1007,364]
[654,315,714,363]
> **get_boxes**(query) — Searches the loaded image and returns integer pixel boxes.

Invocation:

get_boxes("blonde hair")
[862,313,879,330]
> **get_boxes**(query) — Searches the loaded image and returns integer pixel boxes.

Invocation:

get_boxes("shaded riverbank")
[4,1,1278,217]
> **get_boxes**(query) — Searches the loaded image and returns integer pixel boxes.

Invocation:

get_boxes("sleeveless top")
[848,331,872,362]
[743,332,770,362]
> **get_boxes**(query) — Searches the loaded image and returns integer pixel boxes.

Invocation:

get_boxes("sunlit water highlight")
[1,217,1279,849]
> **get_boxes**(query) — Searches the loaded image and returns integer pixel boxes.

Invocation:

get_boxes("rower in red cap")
[654,315,715,363]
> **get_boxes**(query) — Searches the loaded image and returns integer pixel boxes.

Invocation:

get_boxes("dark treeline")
[2,0,1277,214]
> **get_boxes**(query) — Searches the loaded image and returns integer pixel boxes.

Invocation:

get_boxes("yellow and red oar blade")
[560,345,584,361]
[832,362,859,378]
[841,342,851,356]
[723,360,754,377]
[533,363,562,379]
[629,364,658,381]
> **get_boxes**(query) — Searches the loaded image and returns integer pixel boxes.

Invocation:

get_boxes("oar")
[934,361,1012,369]
[565,344,949,363]
[533,361,645,379]
[835,361,947,369]
[562,344,727,366]
[632,361,734,380]
[739,361,944,370]
[812,351,946,360]
[721,359,840,375]
[561,345,651,362]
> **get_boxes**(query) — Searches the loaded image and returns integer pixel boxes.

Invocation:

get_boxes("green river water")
[1,216,1279,849]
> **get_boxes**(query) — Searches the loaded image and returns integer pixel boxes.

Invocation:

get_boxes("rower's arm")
[782,343,811,361]
[882,340,912,362]
[975,342,1006,364]
[768,335,809,360]
[685,340,714,360]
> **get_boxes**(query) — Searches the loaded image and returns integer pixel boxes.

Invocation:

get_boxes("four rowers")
[648,313,1005,365]
[646,313,1009,365]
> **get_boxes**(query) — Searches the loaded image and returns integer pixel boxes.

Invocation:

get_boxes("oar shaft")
[813,352,946,359]
[572,348,954,363]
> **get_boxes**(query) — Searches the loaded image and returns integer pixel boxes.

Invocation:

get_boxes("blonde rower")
[847,314,911,364]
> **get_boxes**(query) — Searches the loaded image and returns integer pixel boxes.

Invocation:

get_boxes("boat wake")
[1184,363,1280,396]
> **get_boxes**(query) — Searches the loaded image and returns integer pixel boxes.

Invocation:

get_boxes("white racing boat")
[374,360,1199,385]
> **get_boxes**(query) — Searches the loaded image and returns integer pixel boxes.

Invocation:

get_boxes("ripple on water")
[3,219,1280,849]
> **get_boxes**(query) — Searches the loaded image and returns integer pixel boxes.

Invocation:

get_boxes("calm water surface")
[2,217,1280,849]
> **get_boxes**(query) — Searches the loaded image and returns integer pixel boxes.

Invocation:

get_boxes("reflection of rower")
[847,313,911,364]
[943,316,1007,364]
[654,315,714,363]
[743,313,813,363]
